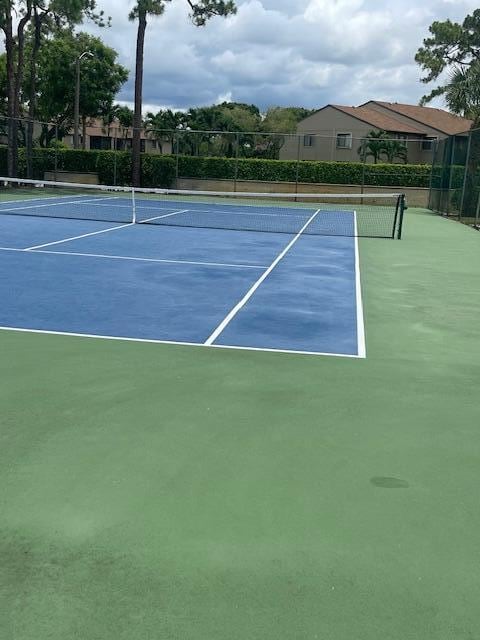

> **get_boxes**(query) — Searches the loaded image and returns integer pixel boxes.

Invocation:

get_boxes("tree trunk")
[132,10,147,187]
[2,6,16,177]
[12,3,33,177]
[26,7,43,178]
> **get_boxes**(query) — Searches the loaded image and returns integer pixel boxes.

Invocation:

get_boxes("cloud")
[83,0,480,112]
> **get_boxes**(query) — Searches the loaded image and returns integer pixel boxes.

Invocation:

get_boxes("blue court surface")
[0,195,365,357]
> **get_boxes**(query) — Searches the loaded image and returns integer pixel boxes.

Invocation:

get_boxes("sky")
[82,0,479,113]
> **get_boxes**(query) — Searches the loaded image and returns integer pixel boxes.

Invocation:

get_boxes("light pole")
[74,51,94,150]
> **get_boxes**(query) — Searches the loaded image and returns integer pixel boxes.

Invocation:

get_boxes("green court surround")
[1,208,479,639]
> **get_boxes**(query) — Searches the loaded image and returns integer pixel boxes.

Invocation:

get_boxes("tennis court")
[0,179,403,357]
[3,180,480,640]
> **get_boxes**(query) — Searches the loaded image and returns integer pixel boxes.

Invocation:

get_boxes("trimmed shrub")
[141,154,176,188]
[0,146,176,188]
[176,154,431,188]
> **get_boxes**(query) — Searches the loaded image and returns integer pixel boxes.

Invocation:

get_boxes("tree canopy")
[128,0,238,185]
[34,31,128,144]
[415,9,480,124]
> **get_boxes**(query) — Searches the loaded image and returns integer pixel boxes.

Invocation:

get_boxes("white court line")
[82,201,312,219]
[353,212,367,358]
[204,208,322,346]
[24,222,134,251]
[0,195,120,215]
[0,194,87,207]
[0,326,363,359]
[0,246,265,270]
[139,209,189,223]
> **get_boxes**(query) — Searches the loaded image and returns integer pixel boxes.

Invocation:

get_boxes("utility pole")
[74,51,94,149]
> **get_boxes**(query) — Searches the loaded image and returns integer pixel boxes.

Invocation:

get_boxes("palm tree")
[358,130,389,164]
[443,64,480,126]
[129,0,237,186]
[380,139,408,164]
[129,1,166,186]
[115,104,134,150]
[144,109,185,154]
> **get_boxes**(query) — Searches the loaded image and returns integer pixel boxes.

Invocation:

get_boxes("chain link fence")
[429,127,480,228]
[1,115,432,196]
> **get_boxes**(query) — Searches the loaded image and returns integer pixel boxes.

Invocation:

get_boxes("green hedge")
[0,146,176,188]
[0,146,430,188]
[176,155,431,188]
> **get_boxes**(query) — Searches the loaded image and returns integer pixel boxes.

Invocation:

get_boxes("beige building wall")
[280,105,436,165]
[281,107,373,162]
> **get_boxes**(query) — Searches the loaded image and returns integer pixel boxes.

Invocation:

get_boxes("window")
[336,133,352,149]
[421,137,436,151]
[304,135,314,147]
[116,138,132,151]
[89,136,112,151]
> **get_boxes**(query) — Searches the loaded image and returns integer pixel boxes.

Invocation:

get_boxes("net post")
[397,194,406,240]
[131,186,136,223]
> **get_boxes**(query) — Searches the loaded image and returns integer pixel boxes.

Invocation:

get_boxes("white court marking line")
[0,326,363,359]
[85,201,314,219]
[24,221,134,251]
[0,195,120,214]
[138,209,189,223]
[204,208,322,346]
[0,194,88,207]
[353,212,367,358]
[0,246,265,270]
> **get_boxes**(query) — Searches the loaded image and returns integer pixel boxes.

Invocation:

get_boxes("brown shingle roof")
[331,105,427,134]
[367,101,472,135]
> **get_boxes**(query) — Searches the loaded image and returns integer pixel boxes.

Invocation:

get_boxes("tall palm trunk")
[132,9,147,187]
[2,8,16,177]
[11,3,33,177]
[26,7,43,178]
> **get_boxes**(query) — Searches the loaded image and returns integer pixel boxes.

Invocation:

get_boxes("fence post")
[174,130,180,189]
[475,190,480,227]
[54,124,58,182]
[113,128,118,186]
[361,139,366,194]
[26,117,32,179]
[459,131,472,220]
[295,135,301,197]
[446,136,456,216]
[233,132,239,193]
[427,139,438,211]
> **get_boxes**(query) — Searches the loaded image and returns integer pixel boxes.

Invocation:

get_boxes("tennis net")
[0,177,405,238]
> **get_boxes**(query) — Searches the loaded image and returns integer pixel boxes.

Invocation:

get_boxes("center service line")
[204,209,321,345]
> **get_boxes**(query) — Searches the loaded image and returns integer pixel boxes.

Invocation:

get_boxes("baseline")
[0,326,363,359]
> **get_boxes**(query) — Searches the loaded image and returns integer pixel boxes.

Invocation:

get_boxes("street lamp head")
[78,50,94,61]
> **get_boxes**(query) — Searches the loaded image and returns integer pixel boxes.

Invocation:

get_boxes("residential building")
[279,101,472,164]
[62,118,172,155]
